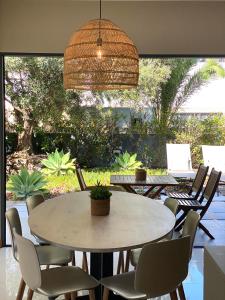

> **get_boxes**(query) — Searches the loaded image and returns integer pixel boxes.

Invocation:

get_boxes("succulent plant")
[90,181,112,200]
[112,151,142,170]
[8,168,48,200]
[41,149,75,176]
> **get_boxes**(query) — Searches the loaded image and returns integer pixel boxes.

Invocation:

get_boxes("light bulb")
[97,47,102,59]
[96,37,103,60]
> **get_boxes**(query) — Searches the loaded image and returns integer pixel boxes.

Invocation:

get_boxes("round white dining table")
[29,191,175,300]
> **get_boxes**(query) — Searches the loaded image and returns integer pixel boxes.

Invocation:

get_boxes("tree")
[102,58,225,137]
[101,59,171,115]
[5,57,77,153]
[154,58,225,136]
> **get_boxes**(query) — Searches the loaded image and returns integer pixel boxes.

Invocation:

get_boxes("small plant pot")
[91,198,110,216]
[135,169,147,181]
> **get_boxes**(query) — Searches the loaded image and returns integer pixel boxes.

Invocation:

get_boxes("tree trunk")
[17,112,33,153]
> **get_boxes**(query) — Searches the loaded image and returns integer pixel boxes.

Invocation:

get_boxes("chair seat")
[36,245,72,266]
[177,199,202,208]
[101,271,146,300]
[167,192,194,199]
[37,266,98,297]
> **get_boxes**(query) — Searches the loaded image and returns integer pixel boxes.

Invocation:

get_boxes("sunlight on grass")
[45,168,166,193]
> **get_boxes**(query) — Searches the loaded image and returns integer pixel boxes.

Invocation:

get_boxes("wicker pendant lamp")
[64,0,139,91]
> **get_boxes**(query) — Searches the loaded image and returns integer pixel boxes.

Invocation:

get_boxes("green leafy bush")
[172,114,225,167]
[41,149,75,176]
[90,181,112,200]
[112,151,142,170]
[7,168,48,200]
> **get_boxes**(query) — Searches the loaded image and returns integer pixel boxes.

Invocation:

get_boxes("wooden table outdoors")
[110,174,179,198]
[29,191,175,300]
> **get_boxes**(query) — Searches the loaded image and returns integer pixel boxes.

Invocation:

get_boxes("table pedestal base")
[90,253,122,300]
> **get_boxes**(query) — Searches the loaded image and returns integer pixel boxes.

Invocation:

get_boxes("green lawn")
[45,168,166,194]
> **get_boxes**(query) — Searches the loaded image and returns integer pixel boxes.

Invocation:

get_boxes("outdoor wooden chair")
[175,169,221,239]
[167,164,209,200]
[75,164,124,192]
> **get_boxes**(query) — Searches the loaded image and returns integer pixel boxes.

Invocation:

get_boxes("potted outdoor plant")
[90,182,112,216]
[135,168,147,181]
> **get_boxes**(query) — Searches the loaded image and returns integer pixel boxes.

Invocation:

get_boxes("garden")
[5,56,225,200]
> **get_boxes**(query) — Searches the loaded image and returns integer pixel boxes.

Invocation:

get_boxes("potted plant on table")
[90,181,112,216]
[135,168,147,181]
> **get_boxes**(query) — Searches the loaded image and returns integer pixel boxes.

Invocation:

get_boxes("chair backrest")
[14,231,42,291]
[135,236,190,298]
[26,194,45,215]
[164,198,179,216]
[200,169,221,204]
[76,164,87,191]
[202,145,225,173]
[191,164,209,196]
[5,208,22,261]
[181,210,200,259]
[166,144,193,171]
[164,198,179,239]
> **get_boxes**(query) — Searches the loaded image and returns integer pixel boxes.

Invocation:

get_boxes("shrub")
[7,168,48,200]
[112,151,142,170]
[41,149,75,176]
[172,114,225,167]
[201,114,225,145]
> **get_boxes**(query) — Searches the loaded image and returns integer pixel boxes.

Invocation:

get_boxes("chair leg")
[64,293,71,300]
[89,289,96,300]
[170,290,178,300]
[27,289,34,300]
[175,211,187,231]
[16,278,26,300]
[72,252,76,266]
[82,252,89,273]
[198,222,215,239]
[117,251,125,274]
[71,291,77,300]
[178,284,186,300]
[103,287,109,300]
[125,250,131,272]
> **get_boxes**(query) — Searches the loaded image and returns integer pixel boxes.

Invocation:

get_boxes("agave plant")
[8,168,48,200]
[112,151,142,170]
[41,149,76,176]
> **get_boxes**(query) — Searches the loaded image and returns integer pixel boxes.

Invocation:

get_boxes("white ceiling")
[70,0,225,2]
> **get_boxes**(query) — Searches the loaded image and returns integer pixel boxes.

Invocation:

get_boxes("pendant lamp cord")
[98,0,102,43]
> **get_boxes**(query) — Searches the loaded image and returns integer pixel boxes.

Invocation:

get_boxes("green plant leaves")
[8,168,48,200]
[90,183,112,200]
[41,149,76,176]
[112,151,142,170]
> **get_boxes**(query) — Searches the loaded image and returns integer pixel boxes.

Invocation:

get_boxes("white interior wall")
[0,0,225,54]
